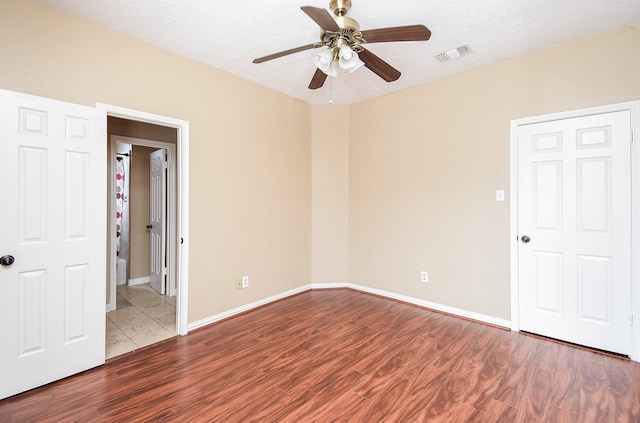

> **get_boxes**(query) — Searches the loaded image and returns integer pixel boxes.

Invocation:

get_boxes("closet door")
[517,110,632,355]
[0,89,106,399]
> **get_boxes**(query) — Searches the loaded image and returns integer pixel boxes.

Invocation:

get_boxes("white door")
[149,149,166,294]
[518,110,631,355]
[0,89,106,399]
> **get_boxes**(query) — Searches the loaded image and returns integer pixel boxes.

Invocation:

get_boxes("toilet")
[116,258,127,286]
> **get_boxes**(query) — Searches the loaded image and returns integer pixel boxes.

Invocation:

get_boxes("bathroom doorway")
[106,118,180,359]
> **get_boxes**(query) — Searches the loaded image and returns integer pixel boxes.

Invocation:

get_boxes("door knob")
[146,225,153,229]
[521,235,531,243]
[0,255,15,266]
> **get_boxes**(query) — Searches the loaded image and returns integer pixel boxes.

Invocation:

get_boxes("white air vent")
[435,44,472,62]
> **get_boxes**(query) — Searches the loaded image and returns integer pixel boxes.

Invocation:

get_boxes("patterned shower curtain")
[115,157,125,257]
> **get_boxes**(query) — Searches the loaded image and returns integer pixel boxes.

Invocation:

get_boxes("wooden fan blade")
[358,48,401,82]
[308,68,328,90]
[361,24,432,43]
[301,6,340,31]
[253,43,319,64]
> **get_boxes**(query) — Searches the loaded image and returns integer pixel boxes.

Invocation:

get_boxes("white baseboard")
[106,303,114,313]
[187,282,511,333]
[314,283,511,329]
[128,276,150,286]
[187,285,311,332]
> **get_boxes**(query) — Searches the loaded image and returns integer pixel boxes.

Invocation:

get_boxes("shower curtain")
[115,157,125,257]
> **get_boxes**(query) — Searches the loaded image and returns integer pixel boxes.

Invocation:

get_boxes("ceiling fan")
[253,0,432,90]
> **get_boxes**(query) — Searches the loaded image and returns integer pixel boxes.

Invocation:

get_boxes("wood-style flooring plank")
[603,355,640,421]
[475,398,518,422]
[462,333,512,412]
[549,341,582,416]
[492,332,539,408]
[280,370,366,422]
[1,289,639,422]
[515,367,553,421]
[579,351,612,421]
[380,365,451,422]
[349,361,427,422]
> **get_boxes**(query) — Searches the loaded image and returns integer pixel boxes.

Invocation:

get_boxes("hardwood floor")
[1,289,639,422]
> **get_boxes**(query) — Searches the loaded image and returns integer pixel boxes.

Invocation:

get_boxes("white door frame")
[510,100,640,362]
[99,103,190,336]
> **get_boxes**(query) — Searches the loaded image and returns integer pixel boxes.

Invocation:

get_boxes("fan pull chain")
[329,67,334,104]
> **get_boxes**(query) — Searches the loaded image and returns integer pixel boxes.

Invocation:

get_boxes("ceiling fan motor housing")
[330,0,359,31]
[335,16,359,31]
[330,0,352,16]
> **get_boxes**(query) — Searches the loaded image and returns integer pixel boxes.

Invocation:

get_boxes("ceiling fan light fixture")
[314,47,335,74]
[315,49,339,77]
[338,45,364,72]
[338,45,354,60]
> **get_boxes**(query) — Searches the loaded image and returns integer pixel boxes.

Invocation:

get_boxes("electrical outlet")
[235,278,242,290]
[420,271,429,283]
[242,276,249,288]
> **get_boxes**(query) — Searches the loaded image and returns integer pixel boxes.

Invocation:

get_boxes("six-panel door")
[0,89,106,399]
[517,110,632,355]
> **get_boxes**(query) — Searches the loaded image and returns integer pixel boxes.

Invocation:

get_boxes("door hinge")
[630,313,634,326]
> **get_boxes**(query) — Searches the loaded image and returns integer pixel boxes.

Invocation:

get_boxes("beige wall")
[349,24,640,320]
[311,105,349,283]
[2,1,639,325]
[109,116,178,143]
[0,0,311,322]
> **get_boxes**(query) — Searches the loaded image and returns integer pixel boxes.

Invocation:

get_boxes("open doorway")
[105,117,183,359]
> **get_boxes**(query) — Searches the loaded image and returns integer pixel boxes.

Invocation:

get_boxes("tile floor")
[106,283,177,359]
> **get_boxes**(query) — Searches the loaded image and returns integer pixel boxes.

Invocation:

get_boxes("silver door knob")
[0,255,15,266]
[521,235,531,243]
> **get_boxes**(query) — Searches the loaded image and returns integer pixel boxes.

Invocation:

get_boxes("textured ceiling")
[34,0,640,105]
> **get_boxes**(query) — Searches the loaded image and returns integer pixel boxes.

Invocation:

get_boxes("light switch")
[496,190,505,202]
